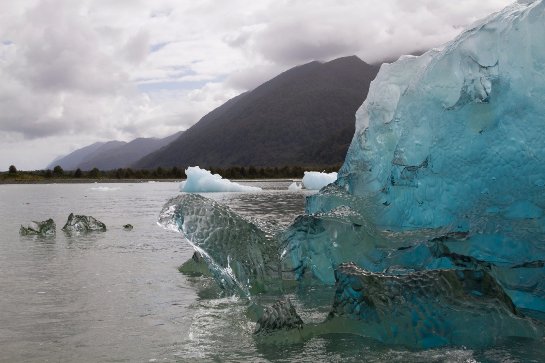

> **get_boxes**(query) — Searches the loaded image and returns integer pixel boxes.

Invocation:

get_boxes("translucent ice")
[180,166,262,193]
[178,251,212,277]
[302,171,337,190]
[158,194,280,294]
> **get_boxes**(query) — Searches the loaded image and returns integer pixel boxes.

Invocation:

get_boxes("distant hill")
[48,132,182,171]
[134,55,379,169]
[47,141,125,170]
[77,132,182,171]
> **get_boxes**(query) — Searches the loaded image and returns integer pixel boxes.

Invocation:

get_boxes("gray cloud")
[225,64,285,91]
[254,22,359,64]
[124,30,150,64]
[237,0,513,65]
[13,0,127,93]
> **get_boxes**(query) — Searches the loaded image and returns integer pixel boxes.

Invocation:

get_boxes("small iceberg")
[287,182,302,191]
[180,166,262,193]
[302,171,337,190]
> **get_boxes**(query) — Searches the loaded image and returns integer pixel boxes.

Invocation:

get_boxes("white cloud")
[0,0,512,170]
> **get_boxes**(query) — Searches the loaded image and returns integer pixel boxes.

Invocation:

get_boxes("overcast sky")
[0,0,512,170]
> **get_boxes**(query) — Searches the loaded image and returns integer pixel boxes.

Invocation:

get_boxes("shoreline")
[0,178,298,185]
[0,178,181,184]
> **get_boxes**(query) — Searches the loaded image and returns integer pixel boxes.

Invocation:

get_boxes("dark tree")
[74,168,82,178]
[53,165,64,177]
[8,165,17,174]
[88,167,100,178]
[248,166,257,178]
[171,166,179,178]
[45,169,52,178]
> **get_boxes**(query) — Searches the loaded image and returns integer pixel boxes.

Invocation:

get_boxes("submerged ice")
[159,0,545,349]
[330,263,543,348]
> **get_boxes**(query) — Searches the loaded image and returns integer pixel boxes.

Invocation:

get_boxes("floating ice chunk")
[180,166,262,193]
[62,213,107,233]
[302,171,337,190]
[89,186,120,191]
[287,182,302,191]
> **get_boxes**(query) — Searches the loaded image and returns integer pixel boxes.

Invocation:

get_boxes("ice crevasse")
[160,0,545,348]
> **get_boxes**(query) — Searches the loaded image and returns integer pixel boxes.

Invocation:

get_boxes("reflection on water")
[0,182,543,362]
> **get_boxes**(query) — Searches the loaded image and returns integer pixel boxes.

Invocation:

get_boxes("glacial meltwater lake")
[0,181,543,362]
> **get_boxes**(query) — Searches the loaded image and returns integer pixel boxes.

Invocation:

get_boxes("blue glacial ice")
[159,0,545,348]
[319,0,545,234]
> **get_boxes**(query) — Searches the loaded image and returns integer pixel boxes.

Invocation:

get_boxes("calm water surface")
[0,182,543,362]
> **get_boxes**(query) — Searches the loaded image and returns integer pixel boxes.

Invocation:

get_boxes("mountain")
[77,132,183,171]
[48,132,182,171]
[134,55,380,169]
[47,141,125,170]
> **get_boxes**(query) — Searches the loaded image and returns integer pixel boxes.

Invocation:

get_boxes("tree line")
[3,164,341,181]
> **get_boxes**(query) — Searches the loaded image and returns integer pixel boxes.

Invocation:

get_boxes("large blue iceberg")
[287,0,545,316]
[160,0,545,349]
